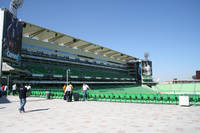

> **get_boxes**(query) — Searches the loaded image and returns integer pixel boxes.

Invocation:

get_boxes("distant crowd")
[0,83,31,97]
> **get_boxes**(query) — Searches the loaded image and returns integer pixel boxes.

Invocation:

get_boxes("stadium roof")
[2,62,27,73]
[21,21,138,62]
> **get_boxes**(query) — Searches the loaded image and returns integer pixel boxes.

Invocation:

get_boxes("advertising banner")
[142,61,152,77]
[2,10,22,62]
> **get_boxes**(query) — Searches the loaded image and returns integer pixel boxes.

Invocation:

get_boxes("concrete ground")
[0,96,200,133]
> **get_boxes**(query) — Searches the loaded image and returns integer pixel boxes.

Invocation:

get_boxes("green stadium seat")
[131,94,138,103]
[156,94,163,104]
[105,93,112,102]
[137,94,144,103]
[189,94,198,105]
[149,94,156,103]
[41,91,46,98]
[111,94,116,102]
[162,94,170,104]
[142,94,149,103]
[115,93,121,102]
[121,94,127,103]
[93,92,97,101]
[124,94,131,103]
[87,93,93,101]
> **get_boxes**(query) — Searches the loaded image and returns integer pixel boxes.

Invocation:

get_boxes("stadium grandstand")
[3,20,199,105]
[7,21,146,86]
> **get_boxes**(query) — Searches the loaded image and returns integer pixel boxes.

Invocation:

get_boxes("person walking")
[1,85,8,96]
[4,85,8,96]
[12,83,17,96]
[1,84,5,91]
[64,82,73,102]
[18,83,27,113]
[69,82,73,102]
[82,83,91,101]
[26,84,31,91]
[25,84,31,97]
[1,85,5,96]
[63,84,67,100]
[0,84,2,98]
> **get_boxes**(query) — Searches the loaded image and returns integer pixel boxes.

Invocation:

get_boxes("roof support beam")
[111,53,121,58]
[120,55,137,61]
[82,45,97,51]
[119,55,129,60]
[98,49,110,54]
[63,39,80,47]
[29,29,46,38]
[77,43,92,49]
[89,47,103,52]
[105,51,117,57]
[99,49,112,55]
[48,35,64,42]
[106,51,118,57]
[124,57,135,62]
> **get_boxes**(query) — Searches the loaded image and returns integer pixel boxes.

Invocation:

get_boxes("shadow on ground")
[2,97,48,103]
[25,108,50,113]
[0,107,6,109]
[0,96,11,104]
[27,99,47,102]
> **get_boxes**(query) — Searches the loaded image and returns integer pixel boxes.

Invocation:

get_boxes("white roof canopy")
[21,21,138,62]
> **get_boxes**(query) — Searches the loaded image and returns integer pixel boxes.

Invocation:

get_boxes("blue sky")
[1,0,200,81]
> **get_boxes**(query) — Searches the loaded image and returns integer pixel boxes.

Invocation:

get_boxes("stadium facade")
[0,8,153,88]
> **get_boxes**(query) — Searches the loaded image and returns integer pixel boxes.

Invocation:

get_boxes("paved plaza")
[1,96,200,133]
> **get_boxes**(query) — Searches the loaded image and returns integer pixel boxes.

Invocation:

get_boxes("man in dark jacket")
[18,83,27,113]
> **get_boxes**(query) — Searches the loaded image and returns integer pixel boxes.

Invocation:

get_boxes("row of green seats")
[87,92,200,105]
[50,91,64,99]
[29,88,200,105]
[30,90,46,97]
[30,89,83,100]
[24,62,133,79]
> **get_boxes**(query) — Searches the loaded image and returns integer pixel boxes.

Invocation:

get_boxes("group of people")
[63,82,91,102]
[63,82,73,102]
[12,83,31,96]
[0,83,29,113]
[0,84,8,97]
[1,82,91,113]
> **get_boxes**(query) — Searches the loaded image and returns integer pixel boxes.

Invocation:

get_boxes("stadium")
[0,7,200,105]
[1,1,200,133]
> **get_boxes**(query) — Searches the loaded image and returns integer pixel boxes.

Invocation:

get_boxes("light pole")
[66,69,70,85]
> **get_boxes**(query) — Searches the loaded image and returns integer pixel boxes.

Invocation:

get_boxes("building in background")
[196,71,200,79]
